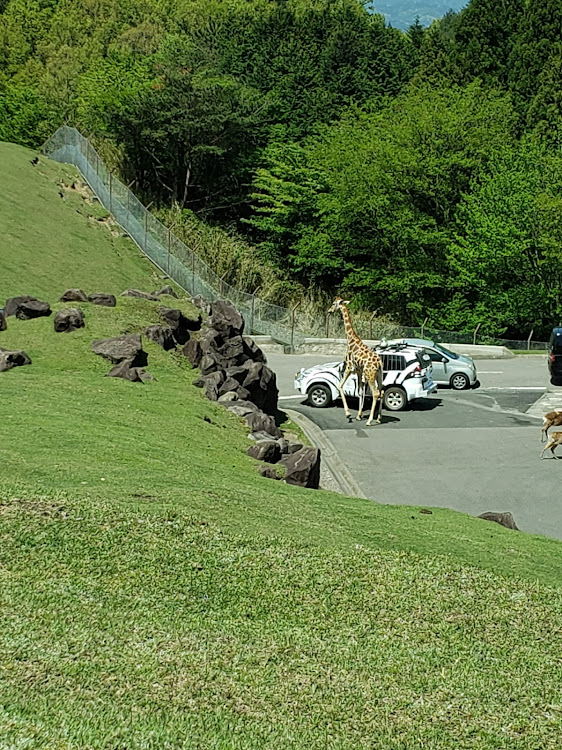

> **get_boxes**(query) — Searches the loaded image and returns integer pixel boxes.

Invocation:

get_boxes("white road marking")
[482,386,545,391]
[279,395,303,400]
[478,370,503,374]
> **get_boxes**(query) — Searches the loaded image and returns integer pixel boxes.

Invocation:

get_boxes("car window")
[426,350,445,363]
[435,344,459,360]
[381,354,405,371]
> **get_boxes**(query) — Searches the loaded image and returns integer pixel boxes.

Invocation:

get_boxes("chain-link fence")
[42,126,548,351]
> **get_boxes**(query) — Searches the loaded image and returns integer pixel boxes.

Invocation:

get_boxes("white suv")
[294,344,436,411]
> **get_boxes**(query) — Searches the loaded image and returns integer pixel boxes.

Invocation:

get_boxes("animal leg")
[542,425,549,443]
[541,438,555,458]
[356,371,365,420]
[337,367,353,421]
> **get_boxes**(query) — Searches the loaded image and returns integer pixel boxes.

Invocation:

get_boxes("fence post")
[473,322,481,346]
[109,172,113,213]
[325,313,330,338]
[527,329,534,351]
[420,316,429,339]
[290,302,301,350]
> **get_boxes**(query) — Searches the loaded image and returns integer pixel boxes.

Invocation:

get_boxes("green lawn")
[2,141,562,748]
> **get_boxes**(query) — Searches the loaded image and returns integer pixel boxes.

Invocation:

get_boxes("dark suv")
[548,328,562,384]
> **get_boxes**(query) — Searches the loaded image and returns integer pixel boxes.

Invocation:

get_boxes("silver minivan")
[389,338,478,390]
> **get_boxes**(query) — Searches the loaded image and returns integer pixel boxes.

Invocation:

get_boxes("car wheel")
[307,383,332,408]
[383,386,407,411]
[450,372,470,390]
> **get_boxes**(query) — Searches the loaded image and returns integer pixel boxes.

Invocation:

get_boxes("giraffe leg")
[356,370,365,420]
[337,367,353,421]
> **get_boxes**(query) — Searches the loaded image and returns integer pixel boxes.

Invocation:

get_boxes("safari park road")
[269,353,562,540]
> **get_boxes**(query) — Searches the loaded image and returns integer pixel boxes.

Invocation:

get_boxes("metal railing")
[41,126,549,352]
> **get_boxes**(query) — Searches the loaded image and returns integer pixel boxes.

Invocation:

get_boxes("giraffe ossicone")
[327,297,384,426]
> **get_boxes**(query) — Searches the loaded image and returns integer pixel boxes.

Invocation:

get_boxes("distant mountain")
[369,0,467,30]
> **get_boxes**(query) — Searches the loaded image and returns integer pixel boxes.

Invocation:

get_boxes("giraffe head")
[328,296,350,314]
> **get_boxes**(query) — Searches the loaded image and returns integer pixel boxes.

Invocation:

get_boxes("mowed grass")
[1,141,562,748]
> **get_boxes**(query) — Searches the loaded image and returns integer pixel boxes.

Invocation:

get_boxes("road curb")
[284,408,367,499]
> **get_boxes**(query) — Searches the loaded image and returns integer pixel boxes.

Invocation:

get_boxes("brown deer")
[541,431,562,459]
[542,411,562,442]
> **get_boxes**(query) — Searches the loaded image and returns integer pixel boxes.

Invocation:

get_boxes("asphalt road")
[268,353,562,540]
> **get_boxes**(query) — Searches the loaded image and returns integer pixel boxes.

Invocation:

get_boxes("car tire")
[307,383,333,408]
[383,386,407,411]
[450,372,470,390]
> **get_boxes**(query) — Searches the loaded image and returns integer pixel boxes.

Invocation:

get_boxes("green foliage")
[250,83,517,322]
[0,82,53,146]
[449,140,562,336]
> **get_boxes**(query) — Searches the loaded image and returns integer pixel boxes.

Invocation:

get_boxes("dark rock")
[15,299,52,320]
[199,327,223,353]
[277,438,289,454]
[60,289,88,303]
[200,371,225,401]
[88,293,116,307]
[258,465,281,480]
[159,307,201,345]
[54,308,85,333]
[0,310,6,331]
[182,338,203,367]
[241,361,278,415]
[153,285,178,298]
[144,325,175,351]
[4,296,37,317]
[215,335,247,366]
[247,440,282,464]
[249,430,278,442]
[106,360,145,382]
[280,447,321,489]
[235,386,251,401]
[199,352,224,377]
[218,376,242,397]
[218,391,238,403]
[478,511,519,531]
[244,410,282,439]
[206,300,244,338]
[91,334,147,367]
[226,400,259,418]
[286,442,304,455]
[243,336,267,363]
[225,364,251,384]
[0,348,32,372]
[120,289,159,301]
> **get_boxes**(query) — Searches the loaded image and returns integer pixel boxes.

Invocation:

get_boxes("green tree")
[449,141,562,337]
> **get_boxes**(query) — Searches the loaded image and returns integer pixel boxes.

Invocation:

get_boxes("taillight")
[551,354,556,363]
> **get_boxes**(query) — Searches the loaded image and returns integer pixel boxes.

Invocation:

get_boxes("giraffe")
[328,297,384,425]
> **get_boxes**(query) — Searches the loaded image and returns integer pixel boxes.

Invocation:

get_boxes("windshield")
[435,344,459,360]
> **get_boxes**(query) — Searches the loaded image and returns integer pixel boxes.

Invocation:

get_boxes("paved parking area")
[268,353,562,540]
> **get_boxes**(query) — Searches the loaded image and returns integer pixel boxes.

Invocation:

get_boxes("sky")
[368,0,468,30]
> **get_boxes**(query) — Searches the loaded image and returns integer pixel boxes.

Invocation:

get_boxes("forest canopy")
[1,0,562,338]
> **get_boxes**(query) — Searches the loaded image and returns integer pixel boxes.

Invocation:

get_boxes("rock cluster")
[92,333,154,382]
[188,299,321,488]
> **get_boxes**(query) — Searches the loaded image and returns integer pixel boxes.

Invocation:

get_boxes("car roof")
[388,337,436,348]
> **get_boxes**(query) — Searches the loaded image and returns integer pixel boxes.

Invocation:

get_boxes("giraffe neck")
[340,304,362,349]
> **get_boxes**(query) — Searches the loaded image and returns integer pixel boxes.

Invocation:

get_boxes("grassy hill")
[1,141,562,749]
